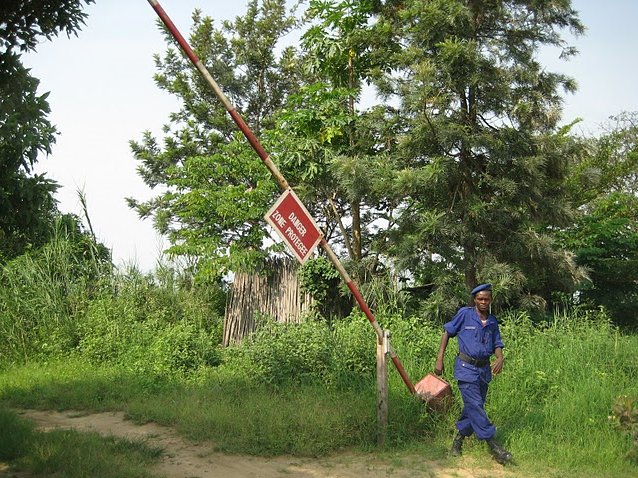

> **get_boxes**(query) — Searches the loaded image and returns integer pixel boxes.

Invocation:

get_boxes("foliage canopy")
[130,0,636,321]
[0,0,94,260]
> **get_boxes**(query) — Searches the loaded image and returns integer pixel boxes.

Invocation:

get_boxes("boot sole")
[493,453,513,465]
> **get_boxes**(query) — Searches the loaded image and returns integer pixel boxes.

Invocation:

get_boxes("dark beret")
[471,283,492,295]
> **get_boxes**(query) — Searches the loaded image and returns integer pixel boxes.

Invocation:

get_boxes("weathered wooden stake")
[377,329,390,446]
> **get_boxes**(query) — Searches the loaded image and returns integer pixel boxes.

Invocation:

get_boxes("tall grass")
[0,239,637,477]
[0,357,426,456]
[488,310,638,475]
[0,227,96,362]
[0,227,225,374]
[1,309,636,476]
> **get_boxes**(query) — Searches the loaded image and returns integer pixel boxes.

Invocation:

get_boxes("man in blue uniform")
[434,283,513,464]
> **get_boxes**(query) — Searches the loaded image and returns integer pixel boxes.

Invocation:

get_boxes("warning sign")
[265,189,322,263]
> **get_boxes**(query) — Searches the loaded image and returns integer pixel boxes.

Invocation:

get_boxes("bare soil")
[4,409,518,478]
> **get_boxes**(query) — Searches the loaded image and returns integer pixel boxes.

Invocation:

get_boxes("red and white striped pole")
[146,0,416,395]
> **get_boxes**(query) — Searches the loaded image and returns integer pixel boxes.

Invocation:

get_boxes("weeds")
[0,407,34,461]
[0,242,637,477]
[0,407,162,477]
[610,395,638,463]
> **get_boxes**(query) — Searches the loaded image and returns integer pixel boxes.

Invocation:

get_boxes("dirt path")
[12,409,516,478]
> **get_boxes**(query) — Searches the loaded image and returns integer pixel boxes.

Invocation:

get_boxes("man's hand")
[434,358,444,376]
[492,354,504,375]
[435,331,450,376]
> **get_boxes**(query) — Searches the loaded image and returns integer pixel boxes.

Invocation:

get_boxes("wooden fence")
[223,259,313,345]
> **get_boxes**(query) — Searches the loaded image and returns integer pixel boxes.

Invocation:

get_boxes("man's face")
[474,291,492,313]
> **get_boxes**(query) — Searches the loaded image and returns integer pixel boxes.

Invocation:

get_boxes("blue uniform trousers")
[456,379,496,440]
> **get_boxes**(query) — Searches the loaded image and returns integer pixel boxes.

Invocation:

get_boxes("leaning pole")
[145,0,417,395]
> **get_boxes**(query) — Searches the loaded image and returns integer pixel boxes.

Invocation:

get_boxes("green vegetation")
[129,0,592,315]
[0,231,636,477]
[2,1,638,477]
[124,0,638,326]
[1,0,95,260]
[0,407,162,478]
[610,395,638,464]
[0,263,636,477]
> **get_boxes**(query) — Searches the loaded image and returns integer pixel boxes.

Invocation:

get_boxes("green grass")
[1,209,636,477]
[0,406,163,477]
[0,314,638,477]
[0,309,636,477]
[484,313,638,477]
[0,359,424,456]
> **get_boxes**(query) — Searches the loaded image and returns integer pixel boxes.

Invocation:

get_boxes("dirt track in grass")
[4,409,517,478]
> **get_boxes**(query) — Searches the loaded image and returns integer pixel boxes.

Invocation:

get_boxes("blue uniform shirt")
[444,306,504,383]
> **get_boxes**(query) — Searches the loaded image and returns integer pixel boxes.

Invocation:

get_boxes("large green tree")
[129,1,303,280]
[369,0,588,313]
[131,0,410,297]
[0,0,94,259]
[132,0,599,316]
[269,0,399,264]
[566,112,638,206]
[558,191,638,328]
[559,112,638,326]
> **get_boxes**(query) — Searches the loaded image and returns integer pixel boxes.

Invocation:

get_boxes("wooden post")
[377,329,389,446]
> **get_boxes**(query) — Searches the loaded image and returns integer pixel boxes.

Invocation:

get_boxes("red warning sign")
[265,189,322,263]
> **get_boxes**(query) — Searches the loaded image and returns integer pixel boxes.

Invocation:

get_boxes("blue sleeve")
[493,322,504,350]
[443,308,467,337]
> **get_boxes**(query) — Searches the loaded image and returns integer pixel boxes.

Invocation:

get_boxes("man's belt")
[458,352,490,367]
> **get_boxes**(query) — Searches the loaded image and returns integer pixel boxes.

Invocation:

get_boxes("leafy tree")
[266,0,412,316]
[129,1,303,280]
[0,0,94,259]
[0,0,93,51]
[369,0,588,313]
[559,112,638,326]
[133,0,407,285]
[271,0,399,264]
[131,0,607,320]
[557,192,638,328]
[566,112,638,206]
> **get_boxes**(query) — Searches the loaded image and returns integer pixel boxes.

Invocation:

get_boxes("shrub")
[237,312,437,390]
[329,313,376,383]
[77,296,221,377]
[610,395,638,463]
[0,227,106,363]
[243,319,333,386]
[143,320,221,374]
[298,257,350,319]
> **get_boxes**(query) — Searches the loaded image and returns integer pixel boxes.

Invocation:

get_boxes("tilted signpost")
[145,1,418,412]
[265,189,322,264]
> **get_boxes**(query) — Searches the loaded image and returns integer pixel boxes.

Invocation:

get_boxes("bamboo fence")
[223,258,313,345]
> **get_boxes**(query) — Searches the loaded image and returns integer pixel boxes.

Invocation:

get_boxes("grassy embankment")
[0,406,162,477]
[0,237,636,477]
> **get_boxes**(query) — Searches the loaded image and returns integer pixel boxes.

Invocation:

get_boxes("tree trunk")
[351,200,362,261]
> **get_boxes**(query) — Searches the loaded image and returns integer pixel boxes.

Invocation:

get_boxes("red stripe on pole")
[347,280,417,394]
[147,1,200,65]
[346,281,376,326]
[391,356,417,395]
[228,109,269,161]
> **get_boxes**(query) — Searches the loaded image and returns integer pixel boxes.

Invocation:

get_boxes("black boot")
[487,438,513,464]
[450,432,464,456]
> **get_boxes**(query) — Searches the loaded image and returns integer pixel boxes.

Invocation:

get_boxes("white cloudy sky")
[23,0,638,271]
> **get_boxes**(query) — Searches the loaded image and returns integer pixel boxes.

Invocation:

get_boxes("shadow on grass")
[0,405,162,478]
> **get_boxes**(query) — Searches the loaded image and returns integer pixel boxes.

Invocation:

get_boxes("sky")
[23,0,638,271]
